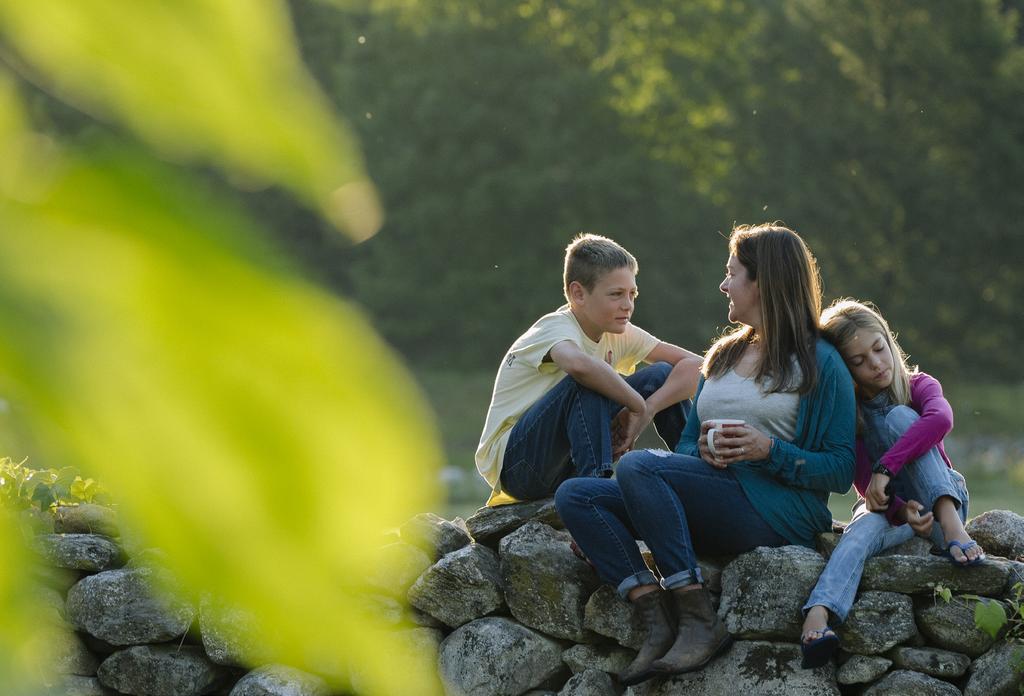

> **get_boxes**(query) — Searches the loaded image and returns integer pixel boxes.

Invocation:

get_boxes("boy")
[476,233,702,505]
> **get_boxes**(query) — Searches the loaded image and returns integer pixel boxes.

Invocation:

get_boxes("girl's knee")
[884,405,919,438]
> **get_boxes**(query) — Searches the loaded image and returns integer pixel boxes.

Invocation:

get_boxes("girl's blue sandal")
[940,539,986,567]
[800,628,839,669]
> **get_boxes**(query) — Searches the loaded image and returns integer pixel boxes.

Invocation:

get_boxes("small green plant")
[0,457,110,512]
[934,578,1024,693]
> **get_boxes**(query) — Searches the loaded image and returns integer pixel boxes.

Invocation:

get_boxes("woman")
[555,224,855,686]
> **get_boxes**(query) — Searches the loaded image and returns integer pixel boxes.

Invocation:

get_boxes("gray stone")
[861,554,1009,595]
[66,567,195,645]
[626,640,839,695]
[361,593,405,626]
[97,645,222,696]
[696,556,727,595]
[879,536,934,557]
[966,509,1024,560]
[816,532,841,558]
[836,654,892,685]
[349,627,443,695]
[365,541,433,598]
[964,640,1024,696]
[1005,560,1024,596]
[558,668,616,696]
[400,512,472,559]
[719,545,826,640]
[438,617,566,696]
[199,594,267,667]
[33,564,82,594]
[583,585,643,650]
[34,534,122,572]
[408,543,505,627]
[53,505,120,537]
[229,665,329,696]
[35,585,66,622]
[863,669,961,695]
[838,591,917,655]
[889,646,971,678]
[561,643,634,675]
[42,675,115,695]
[52,626,100,676]
[465,499,562,545]
[915,597,999,657]
[499,521,600,641]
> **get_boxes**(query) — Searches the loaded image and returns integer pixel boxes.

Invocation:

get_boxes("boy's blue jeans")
[803,404,969,623]
[500,362,688,501]
[555,451,786,598]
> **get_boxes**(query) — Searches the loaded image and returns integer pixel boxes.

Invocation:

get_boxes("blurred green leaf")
[0,74,442,694]
[0,0,381,239]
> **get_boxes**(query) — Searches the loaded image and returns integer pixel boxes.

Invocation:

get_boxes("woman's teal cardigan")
[675,338,856,548]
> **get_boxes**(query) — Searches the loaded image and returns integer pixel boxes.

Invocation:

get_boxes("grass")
[414,367,1024,520]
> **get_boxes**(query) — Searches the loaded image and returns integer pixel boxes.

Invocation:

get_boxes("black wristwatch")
[872,462,895,478]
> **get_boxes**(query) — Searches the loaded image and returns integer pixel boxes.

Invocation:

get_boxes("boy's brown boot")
[650,586,732,675]
[619,590,676,686]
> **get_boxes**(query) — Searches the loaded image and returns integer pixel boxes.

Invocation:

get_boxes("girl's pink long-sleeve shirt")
[852,372,954,525]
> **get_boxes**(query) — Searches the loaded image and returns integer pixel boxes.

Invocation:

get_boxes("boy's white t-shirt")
[475,304,660,504]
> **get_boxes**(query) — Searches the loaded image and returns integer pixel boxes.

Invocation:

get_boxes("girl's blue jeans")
[555,450,786,598]
[803,404,969,622]
[500,361,688,501]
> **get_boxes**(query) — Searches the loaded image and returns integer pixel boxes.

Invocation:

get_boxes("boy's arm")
[613,355,701,457]
[644,341,703,366]
[548,340,646,414]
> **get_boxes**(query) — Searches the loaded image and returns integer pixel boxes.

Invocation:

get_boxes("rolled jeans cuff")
[662,567,704,592]
[922,482,963,511]
[616,570,660,599]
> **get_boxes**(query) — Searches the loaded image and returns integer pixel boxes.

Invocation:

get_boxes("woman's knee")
[616,449,664,483]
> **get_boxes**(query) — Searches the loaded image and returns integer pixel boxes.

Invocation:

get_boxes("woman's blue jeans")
[555,450,786,598]
[803,404,969,622]
[500,361,688,501]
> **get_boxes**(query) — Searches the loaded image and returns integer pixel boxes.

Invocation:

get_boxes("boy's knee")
[884,405,919,438]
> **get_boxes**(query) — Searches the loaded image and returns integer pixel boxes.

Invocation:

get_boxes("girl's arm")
[877,373,953,476]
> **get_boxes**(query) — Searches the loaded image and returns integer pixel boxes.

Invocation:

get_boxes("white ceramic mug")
[705,419,746,457]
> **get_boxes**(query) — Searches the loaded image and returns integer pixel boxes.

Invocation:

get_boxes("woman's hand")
[865,472,891,511]
[699,423,772,468]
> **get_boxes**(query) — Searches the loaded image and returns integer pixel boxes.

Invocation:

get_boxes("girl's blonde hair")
[705,224,822,394]
[820,299,916,404]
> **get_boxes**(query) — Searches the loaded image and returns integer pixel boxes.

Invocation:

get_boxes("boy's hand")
[612,405,651,459]
[903,500,934,537]
[865,472,890,511]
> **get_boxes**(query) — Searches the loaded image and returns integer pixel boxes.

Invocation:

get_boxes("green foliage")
[976,595,1010,640]
[273,0,1024,380]
[0,458,109,513]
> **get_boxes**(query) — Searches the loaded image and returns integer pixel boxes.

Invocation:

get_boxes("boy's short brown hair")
[563,233,638,301]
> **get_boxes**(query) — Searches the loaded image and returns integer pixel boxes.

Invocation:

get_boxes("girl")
[556,224,856,685]
[799,299,985,669]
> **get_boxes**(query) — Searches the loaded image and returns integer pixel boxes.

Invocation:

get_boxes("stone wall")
[27,501,1024,695]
